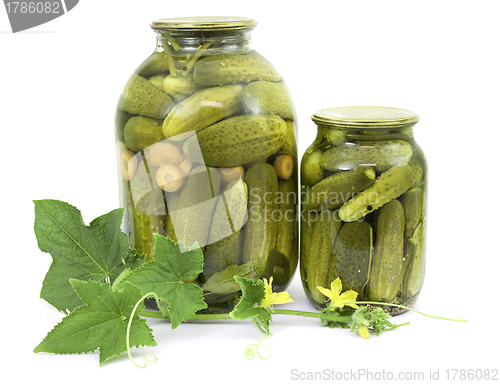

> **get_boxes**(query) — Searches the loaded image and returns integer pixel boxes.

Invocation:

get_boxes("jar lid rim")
[311,106,420,127]
[150,16,257,31]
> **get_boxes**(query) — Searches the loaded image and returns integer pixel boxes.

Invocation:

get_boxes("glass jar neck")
[154,29,253,57]
[318,124,416,141]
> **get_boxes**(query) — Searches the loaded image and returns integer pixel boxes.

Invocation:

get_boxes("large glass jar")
[115,17,298,312]
[300,106,427,315]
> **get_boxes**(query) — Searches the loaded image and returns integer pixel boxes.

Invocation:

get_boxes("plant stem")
[352,301,467,322]
[272,309,352,322]
[181,41,213,76]
[163,43,177,77]
[139,308,352,323]
[140,310,232,320]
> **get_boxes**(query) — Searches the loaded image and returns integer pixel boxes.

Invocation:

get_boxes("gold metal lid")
[311,106,420,128]
[150,16,257,31]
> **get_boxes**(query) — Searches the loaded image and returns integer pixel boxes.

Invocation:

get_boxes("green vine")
[32,200,466,367]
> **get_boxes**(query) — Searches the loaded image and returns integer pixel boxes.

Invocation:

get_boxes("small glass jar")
[300,106,427,315]
[115,17,298,312]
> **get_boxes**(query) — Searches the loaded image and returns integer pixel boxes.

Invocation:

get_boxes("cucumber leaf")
[34,279,156,366]
[34,199,146,313]
[230,276,272,334]
[116,234,206,329]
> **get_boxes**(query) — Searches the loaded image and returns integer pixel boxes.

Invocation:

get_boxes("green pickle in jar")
[114,17,298,312]
[300,106,427,315]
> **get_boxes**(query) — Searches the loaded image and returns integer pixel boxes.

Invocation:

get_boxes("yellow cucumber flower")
[261,277,293,310]
[358,324,370,339]
[317,278,359,309]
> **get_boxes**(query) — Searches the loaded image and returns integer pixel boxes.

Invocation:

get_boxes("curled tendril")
[351,301,467,323]
[128,347,158,369]
[127,292,160,368]
[244,334,273,360]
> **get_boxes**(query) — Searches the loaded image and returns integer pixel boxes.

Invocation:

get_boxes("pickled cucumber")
[306,210,342,304]
[408,156,425,189]
[124,116,165,152]
[288,227,299,280]
[183,114,288,167]
[276,120,298,157]
[170,165,221,248]
[275,178,297,277]
[119,143,137,182]
[126,185,166,260]
[262,249,290,286]
[136,51,171,77]
[222,179,248,233]
[129,155,166,216]
[130,204,166,260]
[301,149,324,187]
[368,199,405,303]
[205,181,247,249]
[400,187,423,238]
[118,74,174,120]
[148,73,168,90]
[202,259,265,296]
[300,211,318,281]
[193,51,281,86]
[330,220,372,295]
[401,186,426,301]
[162,74,202,101]
[338,163,413,222]
[325,129,346,146]
[203,180,247,279]
[321,140,413,173]
[302,167,376,211]
[404,222,425,297]
[242,163,279,264]
[115,109,132,142]
[162,84,245,139]
[242,81,294,120]
[164,191,179,242]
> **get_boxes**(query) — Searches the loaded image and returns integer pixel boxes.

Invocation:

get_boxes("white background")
[1,0,499,382]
